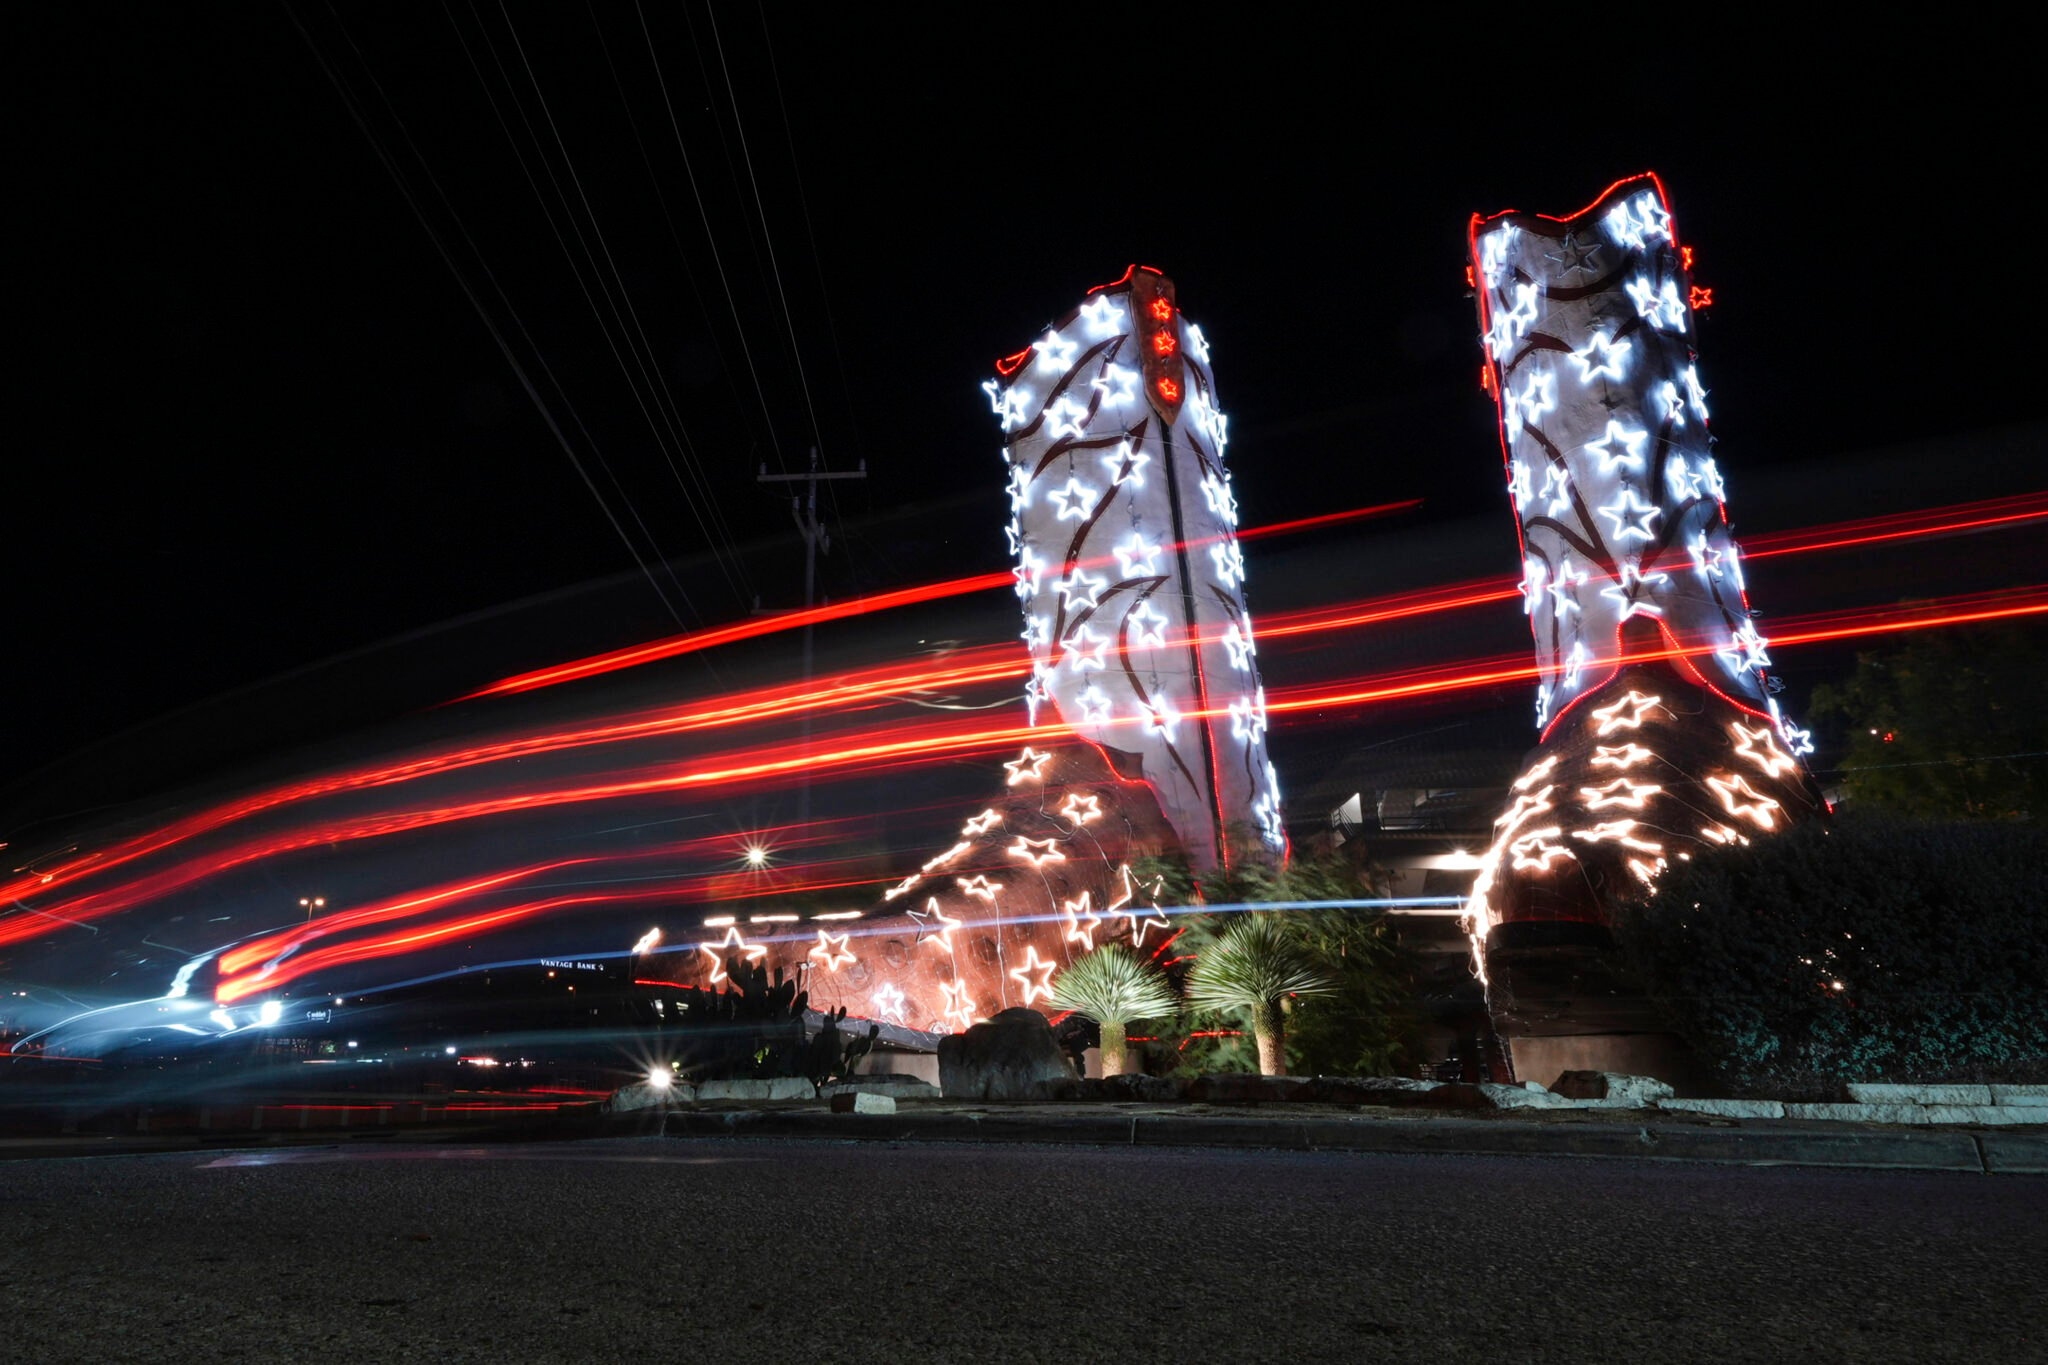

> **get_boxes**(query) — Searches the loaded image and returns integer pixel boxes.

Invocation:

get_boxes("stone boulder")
[937,1008,1077,1100]
[1549,1071,1676,1108]
[829,1092,897,1114]
[1475,1082,1578,1110]
[1030,1074,1183,1102]
[820,1076,940,1101]
[607,1079,691,1112]
[1307,1076,1443,1106]
[1184,1074,1315,1105]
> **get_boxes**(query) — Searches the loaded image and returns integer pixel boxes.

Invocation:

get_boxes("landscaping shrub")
[1616,815,2048,1095]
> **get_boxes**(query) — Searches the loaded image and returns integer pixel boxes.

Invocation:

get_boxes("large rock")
[820,1076,940,1101]
[829,1092,897,1114]
[1184,1074,1315,1104]
[1549,1071,1677,1108]
[1030,1074,1182,1102]
[608,1079,692,1112]
[937,1008,1077,1100]
[1306,1076,1443,1106]
[1846,1082,1993,1106]
[695,1077,815,1103]
[1475,1082,1578,1110]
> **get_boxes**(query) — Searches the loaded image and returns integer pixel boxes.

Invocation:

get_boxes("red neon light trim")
[1473,171,1668,231]
[1085,264,1165,295]
[993,346,1033,377]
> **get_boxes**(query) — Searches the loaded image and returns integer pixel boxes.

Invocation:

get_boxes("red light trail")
[459,498,1427,701]
[3,494,2042,954]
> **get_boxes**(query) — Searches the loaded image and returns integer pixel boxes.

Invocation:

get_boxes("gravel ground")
[1,1137,2042,1363]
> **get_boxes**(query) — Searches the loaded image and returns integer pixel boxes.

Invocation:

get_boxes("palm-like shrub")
[1185,914,1335,1076]
[1050,945,1178,1076]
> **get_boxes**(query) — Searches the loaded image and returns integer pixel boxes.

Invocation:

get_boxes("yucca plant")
[1185,914,1335,1076]
[1050,945,1178,1076]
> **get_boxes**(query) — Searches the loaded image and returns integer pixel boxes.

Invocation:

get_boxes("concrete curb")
[657,1106,2026,1174]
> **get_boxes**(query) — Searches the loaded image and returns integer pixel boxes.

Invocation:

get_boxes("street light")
[300,895,326,921]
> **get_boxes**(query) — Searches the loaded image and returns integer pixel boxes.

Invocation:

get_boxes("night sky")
[11,6,2041,819]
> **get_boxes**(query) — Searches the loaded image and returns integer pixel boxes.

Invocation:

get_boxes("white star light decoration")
[1003,748,1051,785]
[1114,534,1161,578]
[1102,441,1148,487]
[1586,420,1648,474]
[1570,331,1632,384]
[917,899,964,953]
[1062,624,1109,672]
[697,927,767,984]
[962,808,1002,836]
[1520,558,1548,615]
[1058,792,1102,825]
[1186,323,1212,363]
[1597,488,1662,543]
[1077,684,1112,725]
[1139,696,1181,739]
[1091,363,1137,406]
[1580,777,1663,812]
[1079,294,1125,339]
[1706,772,1782,829]
[1592,691,1662,735]
[807,930,855,972]
[1128,601,1169,650]
[1062,892,1103,951]
[1506,370,1557,432]
[983,381,1032,430]
[1507,459,1534,510]
[1562,640,1590,688]
[1048,477,1098,521]
[1719,621,1772,676]
[1625,277,1688,331]
[1007,836,1067,869]
[870,983,908,1025]
[1210,541,1246,589]
[1011,547,1043,601]
[1200,473,1238,525]
[1604,192,1671,249]
[1683,365,1710,421]
[1188,390,1230,454]
[1540,465,1573,520]
[1009,947,1058,1006]
[1033,329,1076,373]
[1055,569,1106,610]
[1731,721,1798,779]
[1044,396,1091,442]
[1488,283,1539,358]
[1601,562,1669,620]
[1005,465,1030,513]
[1229,690,1270,744]
[1222,621,1257,669]
[1480,225,1515,286]
[939,979,980,1032]
[1548,556,1586,617]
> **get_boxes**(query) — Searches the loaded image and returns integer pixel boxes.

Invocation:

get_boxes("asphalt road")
[1,1137,2042,1363]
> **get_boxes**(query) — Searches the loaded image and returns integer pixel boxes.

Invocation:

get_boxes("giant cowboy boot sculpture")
[1464,176,1824,1081]
[685,269,1284,1045]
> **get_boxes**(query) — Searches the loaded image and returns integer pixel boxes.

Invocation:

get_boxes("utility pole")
[758,448,865,824]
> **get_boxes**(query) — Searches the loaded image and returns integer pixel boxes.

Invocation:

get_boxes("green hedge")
[1616,816,2048,1095]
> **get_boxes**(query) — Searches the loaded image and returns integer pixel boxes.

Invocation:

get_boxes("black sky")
[9,5,2041,809]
